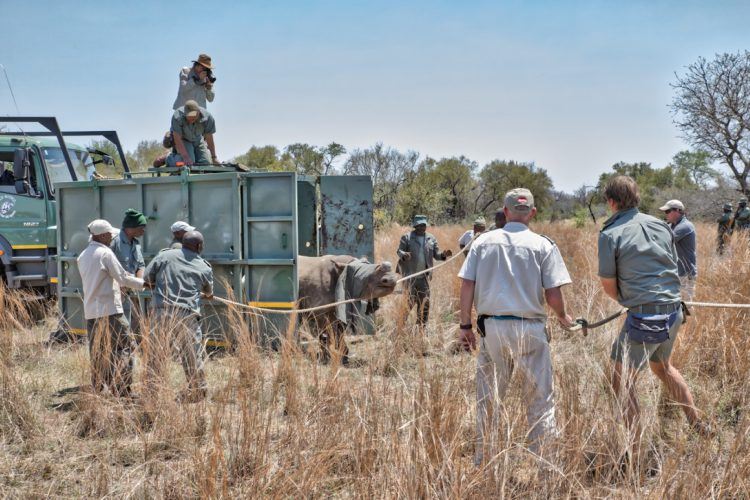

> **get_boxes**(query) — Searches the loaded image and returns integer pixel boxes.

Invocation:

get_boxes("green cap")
[412,215,428,227]
[740,197,748,204]
[122,208,147,228]
[723,203,733,211]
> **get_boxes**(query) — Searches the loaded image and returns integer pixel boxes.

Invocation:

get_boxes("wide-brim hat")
[192,53,214,69]
[473,216,486,226]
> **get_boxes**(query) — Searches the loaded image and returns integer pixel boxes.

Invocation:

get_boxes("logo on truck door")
[0,195,16,219]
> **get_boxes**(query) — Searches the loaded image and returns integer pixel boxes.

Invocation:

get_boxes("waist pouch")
[625,310,679,344]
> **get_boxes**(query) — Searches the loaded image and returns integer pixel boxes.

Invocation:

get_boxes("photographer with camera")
[172,53,216,109]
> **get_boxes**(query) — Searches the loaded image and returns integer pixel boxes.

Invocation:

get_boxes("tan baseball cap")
[659,199,684,211]
[184,100,200,118]
[504,188,534,213]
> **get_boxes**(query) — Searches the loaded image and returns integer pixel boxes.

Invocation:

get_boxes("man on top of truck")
[167,100,219,167]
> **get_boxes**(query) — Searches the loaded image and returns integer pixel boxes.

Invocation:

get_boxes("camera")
[192,69,216,85]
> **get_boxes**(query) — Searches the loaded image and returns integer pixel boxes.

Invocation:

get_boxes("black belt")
[629,302,680,314]
[477,314,542,337]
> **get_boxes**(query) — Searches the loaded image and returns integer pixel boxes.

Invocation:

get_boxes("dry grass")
[1,221,750,497]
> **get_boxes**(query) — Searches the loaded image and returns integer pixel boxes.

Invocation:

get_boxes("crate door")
[319,176,374,262]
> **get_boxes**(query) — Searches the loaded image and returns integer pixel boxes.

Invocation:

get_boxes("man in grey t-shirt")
[599,176,710,447]
[660,199,697,300]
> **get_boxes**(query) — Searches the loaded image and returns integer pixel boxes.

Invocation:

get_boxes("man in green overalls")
[396,215,452,331]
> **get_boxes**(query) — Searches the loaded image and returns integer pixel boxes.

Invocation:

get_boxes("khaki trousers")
[144,307,207,396]
[475,318,558,465]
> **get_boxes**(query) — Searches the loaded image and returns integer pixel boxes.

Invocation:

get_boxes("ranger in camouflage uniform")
[397,215,452,331]
[717,203,733,254]
[733,197,750,232]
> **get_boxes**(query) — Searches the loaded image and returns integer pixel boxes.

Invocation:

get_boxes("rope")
[210,225,750,319]
[684,301,750,309]
[213,245,467,315]
[562,300,750,335]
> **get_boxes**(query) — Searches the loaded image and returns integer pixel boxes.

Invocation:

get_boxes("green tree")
[321,142,346,175]
[394,166,451,224]
[425,156,477,220]
[475,160,554,215]
[392,157,477,224]
[128,140,165,172]
[233,145,288,170]
[596,161,699,213]
[670,150,718,189]
[282,143,325,175]
[344,143,420,222]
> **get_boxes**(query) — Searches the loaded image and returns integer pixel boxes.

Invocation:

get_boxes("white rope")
[211,226,750,318]
[685,301,750,309]
[214,238,468,315]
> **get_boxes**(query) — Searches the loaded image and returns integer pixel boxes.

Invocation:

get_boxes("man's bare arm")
[172,132,193,166]
[205,134,217,162]
[544,286,574,328]
[459,278,476,350]
[600,277,619,301]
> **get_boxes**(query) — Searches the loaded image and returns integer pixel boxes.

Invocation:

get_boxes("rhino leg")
[318,322,350,365]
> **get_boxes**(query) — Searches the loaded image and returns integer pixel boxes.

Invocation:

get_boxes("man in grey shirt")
[660,199,697,300]
[144,231,214,402]
[167,100,219,167]
[599,176,710,455]
[396,215,452,332]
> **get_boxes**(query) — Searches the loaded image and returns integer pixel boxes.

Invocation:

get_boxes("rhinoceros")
[298,254,398,364]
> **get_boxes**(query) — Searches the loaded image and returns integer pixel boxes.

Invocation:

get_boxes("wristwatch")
[459,323,472,330]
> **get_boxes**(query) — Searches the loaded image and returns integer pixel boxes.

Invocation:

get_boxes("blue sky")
[2,0,749,191]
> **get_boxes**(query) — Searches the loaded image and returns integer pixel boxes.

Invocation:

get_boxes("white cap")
[170,221,195,233]
[659,199,685,211]
[87,219,114,236]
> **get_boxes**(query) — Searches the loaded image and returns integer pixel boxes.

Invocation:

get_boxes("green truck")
[0,117,130,294]
[1,116,376,343]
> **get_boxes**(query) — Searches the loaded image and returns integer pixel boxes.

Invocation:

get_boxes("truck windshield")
[42,147,95,184]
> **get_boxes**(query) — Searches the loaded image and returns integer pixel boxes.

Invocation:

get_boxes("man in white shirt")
[77,219,144,397]
[458,188,574,467]
[458,216,487,254]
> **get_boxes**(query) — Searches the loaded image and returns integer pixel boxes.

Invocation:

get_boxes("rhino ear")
[332,260,348,274]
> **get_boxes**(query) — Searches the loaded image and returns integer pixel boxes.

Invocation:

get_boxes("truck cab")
[0,117,128,294]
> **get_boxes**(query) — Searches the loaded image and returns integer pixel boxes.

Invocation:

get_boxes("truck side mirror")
[13,148,31,195]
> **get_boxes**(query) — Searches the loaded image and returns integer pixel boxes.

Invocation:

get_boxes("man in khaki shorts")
[458,188,574,468]
[599,176,711,454]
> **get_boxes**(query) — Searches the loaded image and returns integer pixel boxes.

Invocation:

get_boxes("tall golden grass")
[0,220,749,497]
